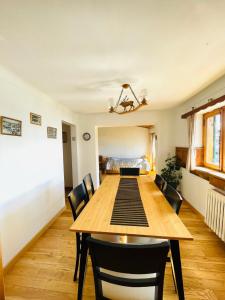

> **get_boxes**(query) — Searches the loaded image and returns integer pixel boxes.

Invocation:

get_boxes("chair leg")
[74,233,81,281]
[170,240,185,300]
[167,253,177,292]
[170,257,177,293]
[77,233,89,300]
[74,253,80,281]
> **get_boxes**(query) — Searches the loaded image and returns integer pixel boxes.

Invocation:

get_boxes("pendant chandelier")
[109,83,148,114]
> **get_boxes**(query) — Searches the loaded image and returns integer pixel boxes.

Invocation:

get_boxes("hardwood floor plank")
[4,199,225,299]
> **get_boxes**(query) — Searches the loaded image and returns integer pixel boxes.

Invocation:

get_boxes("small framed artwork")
[30,112,41,126]
[0,116,22,136]
[62,131,67,143]
[47,126,57,139]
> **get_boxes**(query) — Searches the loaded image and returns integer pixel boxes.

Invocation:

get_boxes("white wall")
[1,64,174,266]
[174,74,225,216]
[98,126,150,158]
[0,65,79,265]
[77,110,175,188]
[3,60,224,264]
[181,168,210,215]
[62,123,73,187]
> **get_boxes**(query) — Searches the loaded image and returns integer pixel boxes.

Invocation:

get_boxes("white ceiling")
[1,0,225,113]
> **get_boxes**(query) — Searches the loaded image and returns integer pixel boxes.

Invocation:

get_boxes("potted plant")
[161,155,182,190]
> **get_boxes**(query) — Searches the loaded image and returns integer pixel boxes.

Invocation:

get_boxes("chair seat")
[91,233,121,243]
[126,236,168,245]
[91,234,168,245]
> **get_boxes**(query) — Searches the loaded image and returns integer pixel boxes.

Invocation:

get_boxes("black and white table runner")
[110,178,149,227]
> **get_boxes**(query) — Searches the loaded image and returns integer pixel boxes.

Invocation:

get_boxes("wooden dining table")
[70,175,193,300]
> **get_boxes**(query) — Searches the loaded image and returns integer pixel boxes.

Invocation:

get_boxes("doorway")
[62,122,74,194]
[97,125,155,183]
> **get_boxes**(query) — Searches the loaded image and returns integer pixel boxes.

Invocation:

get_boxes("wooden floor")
[4,198,225,299]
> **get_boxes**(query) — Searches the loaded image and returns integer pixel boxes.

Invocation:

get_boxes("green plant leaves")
[161,155,182,190]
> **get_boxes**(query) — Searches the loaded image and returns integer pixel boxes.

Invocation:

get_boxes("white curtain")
[186,114,196,171]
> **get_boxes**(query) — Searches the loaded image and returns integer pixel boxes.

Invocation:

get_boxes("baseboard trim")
[183,199,204,219]
[3,206,65,275]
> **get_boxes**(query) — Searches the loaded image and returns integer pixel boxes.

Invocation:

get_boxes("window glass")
[205,114,221,166]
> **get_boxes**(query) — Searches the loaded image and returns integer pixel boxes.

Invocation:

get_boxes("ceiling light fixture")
[109,84,148,114]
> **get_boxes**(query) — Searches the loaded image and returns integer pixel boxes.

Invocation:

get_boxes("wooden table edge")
[69,226,193,241]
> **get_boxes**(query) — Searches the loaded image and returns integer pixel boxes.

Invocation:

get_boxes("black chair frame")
[164,184,183,215]
[83,173,95,200]
[120,167,140,176]
[87,237,169,300]
[154,174,166,192]
[163,183,184,292]
[68,182,89,281]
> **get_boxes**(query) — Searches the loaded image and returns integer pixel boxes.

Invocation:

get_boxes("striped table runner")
[110,178,149,227]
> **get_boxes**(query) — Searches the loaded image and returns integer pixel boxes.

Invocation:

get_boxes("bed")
[104,156,151,175]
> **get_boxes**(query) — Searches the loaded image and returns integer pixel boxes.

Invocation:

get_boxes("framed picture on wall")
[30,112,41,126]
[0,116,22,136]
[47,126,57,139]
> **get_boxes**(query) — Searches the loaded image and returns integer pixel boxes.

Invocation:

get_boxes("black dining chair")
[87,237,169,300]
[120,167,140,176]
[127,183,184,293]
[162,184,184,291]
[83,173,95,200]
[68,183,89,281]
[164,184,183,215]
[154,174,166,192]
[68,182,120,281]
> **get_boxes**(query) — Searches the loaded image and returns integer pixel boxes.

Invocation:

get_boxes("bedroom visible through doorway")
[98,125,156,182]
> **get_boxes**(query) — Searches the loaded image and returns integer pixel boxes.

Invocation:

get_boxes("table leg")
[77,233,89,300]
[170,240,185,300]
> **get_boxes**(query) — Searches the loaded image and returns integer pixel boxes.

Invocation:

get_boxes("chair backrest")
[154,174,166,192]
[83,173,95,200]
[120,167,140,176]
[164,184,183,214]
[68,183,89,221]
[87,237,169,300]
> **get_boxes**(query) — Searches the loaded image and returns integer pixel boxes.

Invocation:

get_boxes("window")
[203,107,225,171]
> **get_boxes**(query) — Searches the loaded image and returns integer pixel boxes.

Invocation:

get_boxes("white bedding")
[106,157,150,173]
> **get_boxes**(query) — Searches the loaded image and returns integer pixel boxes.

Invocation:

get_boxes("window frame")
[203,107,223,171]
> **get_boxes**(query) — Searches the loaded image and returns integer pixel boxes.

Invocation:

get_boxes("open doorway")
[97,125,156,182]
[62,122,74,195]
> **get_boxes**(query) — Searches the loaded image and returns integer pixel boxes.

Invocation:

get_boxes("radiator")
[205,189,225,242]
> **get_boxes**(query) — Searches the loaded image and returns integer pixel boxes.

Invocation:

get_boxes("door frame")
[61,121,78,188]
